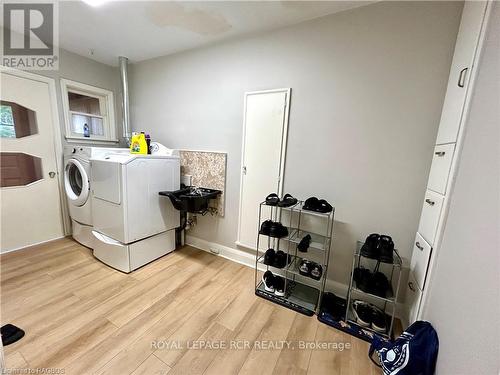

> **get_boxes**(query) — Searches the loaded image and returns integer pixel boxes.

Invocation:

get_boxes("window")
[0,152,43,187]
[0,101,38,138]
[61,79,117,142]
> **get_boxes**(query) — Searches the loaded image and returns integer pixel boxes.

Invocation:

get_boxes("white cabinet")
[406,1,489,325]
[417,190,444,246]
[410,233,432,290]
[427,144,455,195]
[436,1,488,144]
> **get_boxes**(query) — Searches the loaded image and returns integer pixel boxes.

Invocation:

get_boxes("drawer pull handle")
[458,67,468,88]
[408,282,416,292]
[416,242,424,250]
[435,151,445,157]
[425,199,435,206]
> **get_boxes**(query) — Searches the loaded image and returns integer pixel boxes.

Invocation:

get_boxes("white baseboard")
[186,235,406,322]
[186,235,256,268]
[0,235,66,255]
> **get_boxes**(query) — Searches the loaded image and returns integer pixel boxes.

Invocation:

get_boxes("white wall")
[129,1,463,288]
[421,2,500,374]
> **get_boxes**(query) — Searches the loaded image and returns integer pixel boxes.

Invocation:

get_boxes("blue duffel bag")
[369,321,439,375]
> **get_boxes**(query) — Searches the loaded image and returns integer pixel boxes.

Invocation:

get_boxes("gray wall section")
[422,3,500,374]
[33,48,123,147]
[129,1,463,287]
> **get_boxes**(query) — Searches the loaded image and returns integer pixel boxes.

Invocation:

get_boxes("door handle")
[415,241,424,250]
[242,166,247,175]
[425,199,435,206]
[408,281,416,292]
[49,171,56,178]
[458,67,468,88]
[434,151,445,157]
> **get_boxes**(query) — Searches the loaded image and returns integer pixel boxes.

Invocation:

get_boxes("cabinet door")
[410,233,432,290]
[436,1,488,144]
[417,190,444,246]
[406,272,423,325]
[427,144,455,195]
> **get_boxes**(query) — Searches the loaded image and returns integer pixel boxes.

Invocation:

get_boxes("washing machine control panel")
[70,147,92,158]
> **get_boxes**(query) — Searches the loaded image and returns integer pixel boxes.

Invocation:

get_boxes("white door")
[237,89,290,250]
[0,71,64,252]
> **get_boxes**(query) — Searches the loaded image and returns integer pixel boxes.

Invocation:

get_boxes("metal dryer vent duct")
[119,56,131,145]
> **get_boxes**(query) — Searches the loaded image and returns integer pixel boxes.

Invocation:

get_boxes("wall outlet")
[181,174,193,186]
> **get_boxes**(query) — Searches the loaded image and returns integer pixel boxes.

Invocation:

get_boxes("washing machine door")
[64,158,90,207]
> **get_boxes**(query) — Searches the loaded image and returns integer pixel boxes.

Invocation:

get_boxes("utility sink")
[159,186,222,214]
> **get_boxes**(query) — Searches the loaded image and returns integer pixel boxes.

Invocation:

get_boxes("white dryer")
[63,146,128,248]
[90,153,180,272]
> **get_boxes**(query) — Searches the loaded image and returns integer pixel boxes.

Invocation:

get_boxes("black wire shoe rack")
[254,200,335,316]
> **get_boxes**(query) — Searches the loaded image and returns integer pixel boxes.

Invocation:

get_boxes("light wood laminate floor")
[1,238,379,374]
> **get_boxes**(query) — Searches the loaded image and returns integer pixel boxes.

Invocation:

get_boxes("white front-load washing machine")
[63,146,128,248]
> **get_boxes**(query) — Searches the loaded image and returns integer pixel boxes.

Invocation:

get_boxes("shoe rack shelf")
[254,200,335,316]
[345,241,403,338]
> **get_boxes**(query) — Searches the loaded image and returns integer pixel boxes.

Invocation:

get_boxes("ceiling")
[48,1,372,66]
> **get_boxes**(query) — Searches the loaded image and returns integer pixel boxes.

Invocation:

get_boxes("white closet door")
[436,1,488,144]
[237,89,290,250]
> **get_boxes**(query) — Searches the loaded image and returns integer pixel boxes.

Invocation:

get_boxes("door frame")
[236,88,291,249]
[0,66,70,240]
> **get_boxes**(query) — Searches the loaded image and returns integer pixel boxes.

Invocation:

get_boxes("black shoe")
[298,259,312,276]
[353,300,372,327]
[297,234,311,252]
[371,271,391,298]
[321,293,346,320]
[265,193,279,206]
[273,250,289,268]
[262,271,275,293]
[263,248,276,266]
[371,305,387,333]
[1,324,25,346]
[273,276,286,297]
[353,267,372,293]
[277,193,298,207]
[303,197,320,211]
[259,220,272,235]
[269,222,288,238]
[360,233,380,259]
[316,199,333,213]
[310,263,323,280]
[321,293,346,321]
[379,235,394,263]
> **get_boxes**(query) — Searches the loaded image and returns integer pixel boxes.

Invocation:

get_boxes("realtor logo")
[2,1,59,70]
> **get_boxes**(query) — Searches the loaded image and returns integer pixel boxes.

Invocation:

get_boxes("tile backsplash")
[179,150,227,216]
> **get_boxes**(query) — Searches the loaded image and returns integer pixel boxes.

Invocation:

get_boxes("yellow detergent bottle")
[130,132,148,154]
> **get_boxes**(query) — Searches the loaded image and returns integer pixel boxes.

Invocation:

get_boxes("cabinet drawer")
[406,272,423,325]
[417,190,444,246]
[410,233,432,290]
[427,144,455,195]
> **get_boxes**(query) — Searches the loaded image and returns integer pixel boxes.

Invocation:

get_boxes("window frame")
[61,78,118,143]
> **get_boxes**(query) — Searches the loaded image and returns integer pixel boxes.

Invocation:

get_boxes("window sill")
[65,137,119,144]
